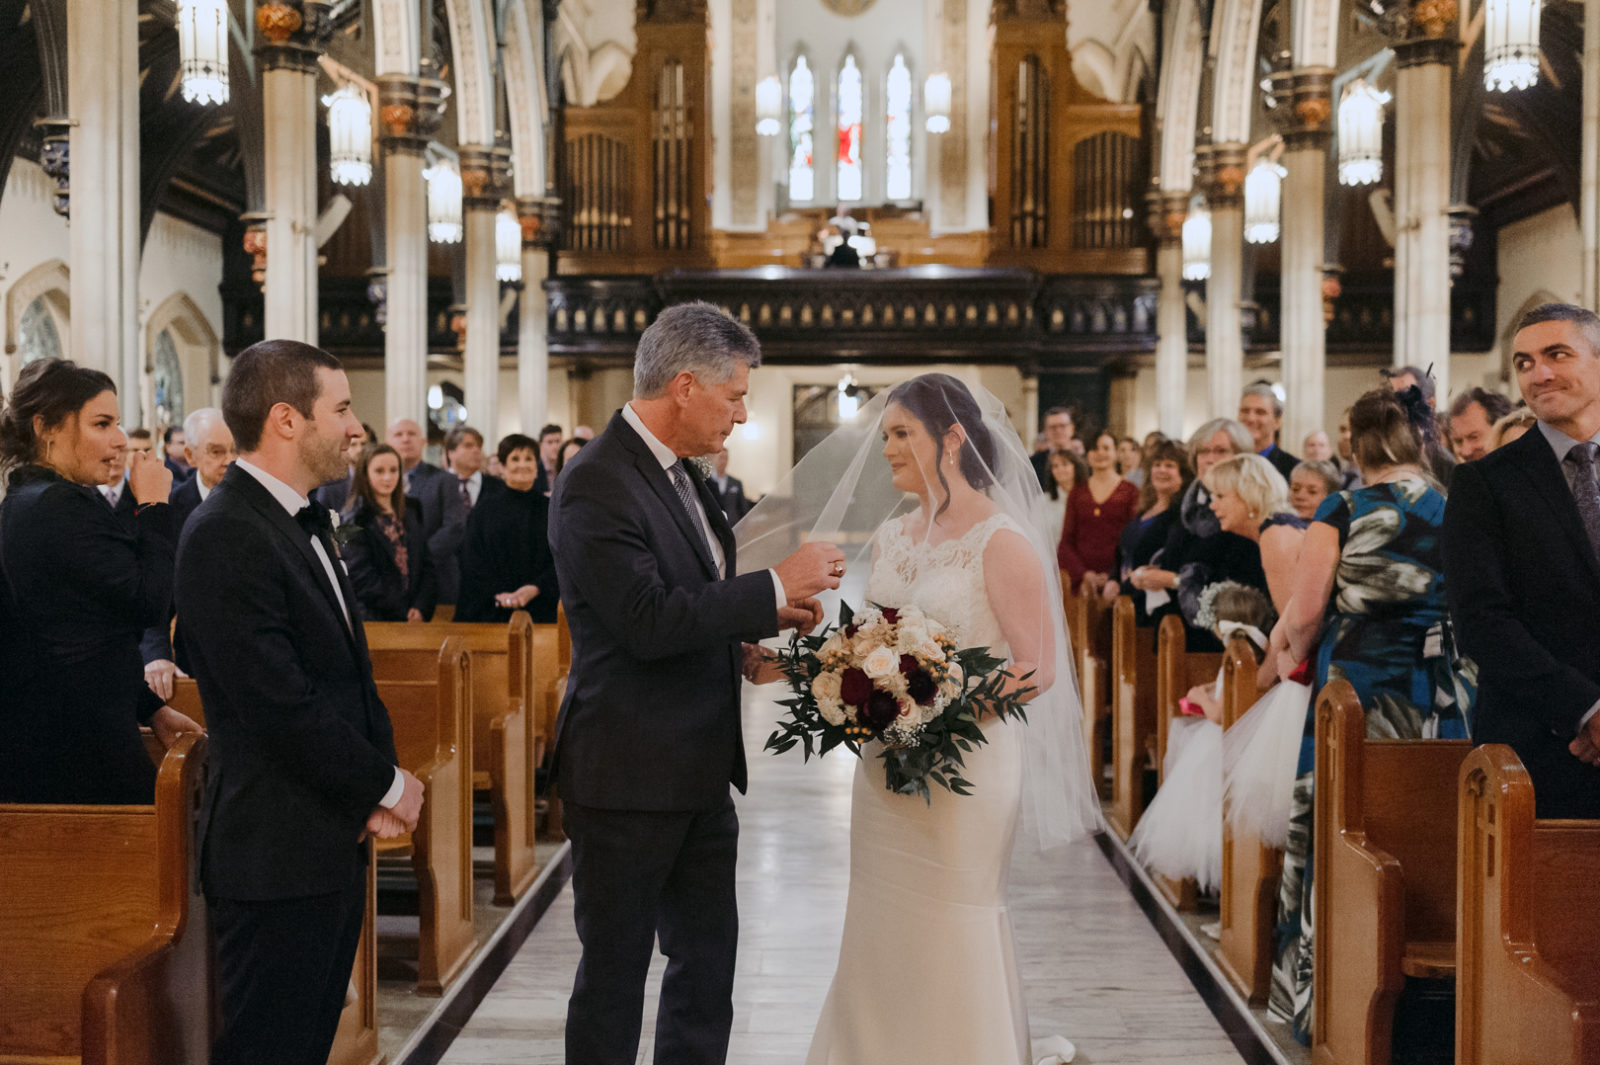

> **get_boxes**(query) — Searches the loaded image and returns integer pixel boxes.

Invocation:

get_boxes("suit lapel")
[693,466,737,573]
[1515,429,1600,588]
[609,414,720,581]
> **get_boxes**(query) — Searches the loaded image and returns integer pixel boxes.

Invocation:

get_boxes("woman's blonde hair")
[1489,406,1537,450]
[1204,453,1288,520]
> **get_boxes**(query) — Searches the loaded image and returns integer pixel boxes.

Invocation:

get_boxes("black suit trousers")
[208,858,366,1065]
[564,798,739,1065]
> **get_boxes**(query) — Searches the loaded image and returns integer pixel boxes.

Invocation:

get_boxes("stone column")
[1152,192,1189,439]
[460,145,512,441]
[256,2,332,344]
[1394,31,1456,398]
[377,75,447,428]
[1271,68,1334,448]
[1203,143,1247,421]
[516,195,559,435]
[67,0,139,419]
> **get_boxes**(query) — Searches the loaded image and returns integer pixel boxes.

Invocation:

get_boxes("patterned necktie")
[1563,441,1600,562]
[460,479,473,510]
[668,461,719,572]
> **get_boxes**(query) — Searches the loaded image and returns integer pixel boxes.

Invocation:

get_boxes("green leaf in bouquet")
[837,600,855,627]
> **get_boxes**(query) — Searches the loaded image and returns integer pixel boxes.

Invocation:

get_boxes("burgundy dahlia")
[907,669,937,706]
[839,667,872,707]
[864,689,900,730]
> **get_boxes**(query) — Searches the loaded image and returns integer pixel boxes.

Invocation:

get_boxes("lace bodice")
[863,511,1022,653]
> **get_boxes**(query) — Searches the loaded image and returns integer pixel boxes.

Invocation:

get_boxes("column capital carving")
[1200,142,1248,209]
[34,118,71,218]
[377,74,449,154]
[1394,35,1459,69]
[241,216,269,290]
[256,1,334,74]
[459,144,513,210]
[516,195,563,249]
[1146,190,1189,246]
[1380,0,1460,51]
[1267,67,1335,151]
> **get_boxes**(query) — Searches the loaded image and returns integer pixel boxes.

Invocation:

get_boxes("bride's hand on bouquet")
[741,643,784,685]
[778,596,823,636]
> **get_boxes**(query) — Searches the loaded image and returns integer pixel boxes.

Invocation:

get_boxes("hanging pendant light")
[755,76,782,136]
[1244,157,1285,245]
[1182,203,1212,282]
[425,157,464,244]
[1485,0,1542,92]
[496,209,523,282]
[1337,78,1389,187]
[176,0,229,106]
[323,84,373,187]
[924,73,952,134]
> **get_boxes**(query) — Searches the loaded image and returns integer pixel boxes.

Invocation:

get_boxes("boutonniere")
[328,510,361,554]
[687,455,714,481]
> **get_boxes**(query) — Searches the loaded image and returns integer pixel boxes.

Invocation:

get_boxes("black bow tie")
[295,503,333,540]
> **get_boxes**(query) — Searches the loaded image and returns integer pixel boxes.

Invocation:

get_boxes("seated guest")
[457,433,559,623]
[1269,385,1474,1043]
[1239,382,1298,478]
[339,443,437,623]
[1099,439,1192,624]
[1288,459,1340,522]
[1057,430,1139,595]
[417,425,497,606]
[1448,388,1515,463]
[1042,448,1088,550]
[1204,454,1305,614]
[0,359,201,804]
[1490,405,1537,450]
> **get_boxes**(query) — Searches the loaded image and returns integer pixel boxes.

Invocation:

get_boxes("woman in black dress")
[339,443,437,622]
[456,433,559,623]
[0,358,202,803]
[1098,438,1194,625]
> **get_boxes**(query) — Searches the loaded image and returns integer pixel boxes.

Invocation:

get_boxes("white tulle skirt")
[1221,680,1312,850]
[1129,716,1222,893]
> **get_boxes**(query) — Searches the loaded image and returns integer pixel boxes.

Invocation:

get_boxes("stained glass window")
[837,55,863,202]
[885,54,912,201]
[788,56,815,203]
[152,329,185,429]
[16,298,62,366]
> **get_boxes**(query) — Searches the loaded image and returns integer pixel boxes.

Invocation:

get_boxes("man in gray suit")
[548,302,841,1065]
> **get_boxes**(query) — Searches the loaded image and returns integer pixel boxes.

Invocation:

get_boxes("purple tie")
[460,479,472,510]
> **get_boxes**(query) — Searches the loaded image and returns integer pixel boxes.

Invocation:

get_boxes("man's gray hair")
[633,301,762,399]
[1240,381,1283,418]
[1516,302,1600,355]
[183,406,225,441]
[1187,417,1255,459]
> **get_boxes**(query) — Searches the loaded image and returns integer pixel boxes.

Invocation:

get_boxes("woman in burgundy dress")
[1057,431,1140,595]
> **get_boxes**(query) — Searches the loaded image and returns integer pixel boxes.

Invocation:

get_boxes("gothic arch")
[1156,0,1204,193]
[1212,0,1264,144]
[504,0,550,197]
[1071,40,1118,102]
[144,291,221,420]
[443,0,498,146]
[5,259,70,361]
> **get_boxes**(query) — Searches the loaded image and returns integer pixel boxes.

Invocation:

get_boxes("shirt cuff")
[377,766,405,809]
[1580,699,1600,734]
[769,569,786,611]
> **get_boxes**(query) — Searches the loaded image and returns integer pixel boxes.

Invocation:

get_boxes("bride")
[738,374,1100,1065]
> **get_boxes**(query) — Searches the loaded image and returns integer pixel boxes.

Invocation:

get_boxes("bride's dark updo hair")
[886,373,997,521]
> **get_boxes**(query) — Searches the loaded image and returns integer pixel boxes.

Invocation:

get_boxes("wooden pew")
[1108,596,1158,840]
[1457,745,1600,1065]
[370,637,479,995]
[1215,634,1281,1005]
[1312,679,1471,1065]
[539,607,573,841]
[1070,587,1113,800]
[1148,613,1224,909]
[0,734,211,1065]
[367,612,540,905]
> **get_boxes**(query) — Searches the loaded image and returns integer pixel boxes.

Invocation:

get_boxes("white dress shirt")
[622,403,786,608]
[234,458,405,809]
[196,475,214,502]
[1536,420,1600,732]
[458,469,483,507]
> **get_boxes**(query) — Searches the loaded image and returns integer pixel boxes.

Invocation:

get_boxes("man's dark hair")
[538,423,563,440]
[1042,405,1075,427]
[223,339,342,453]
[127,428,153,443]
[1515,302,1600,352]
[443,425,484,454]
[1448,387,1516,424]
[497,432,539,465]
[1380,365,1436,403]
[163,425,183,445]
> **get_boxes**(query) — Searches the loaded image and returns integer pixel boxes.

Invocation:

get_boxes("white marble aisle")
[440,688,1246,1065]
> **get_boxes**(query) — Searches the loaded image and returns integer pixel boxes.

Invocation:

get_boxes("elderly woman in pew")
[1266,385,1476,1044]
[1097,438,1193,625]
[339,443,437,623]
[0,358,203,804]
[456,432,559,624]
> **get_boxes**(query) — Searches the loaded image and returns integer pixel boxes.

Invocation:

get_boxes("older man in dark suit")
[548,302,841,1065]
[1445,302,1600,819]
[175,340,423,1065]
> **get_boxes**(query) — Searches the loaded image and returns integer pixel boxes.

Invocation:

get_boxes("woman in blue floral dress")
[1264,387,1475,1042]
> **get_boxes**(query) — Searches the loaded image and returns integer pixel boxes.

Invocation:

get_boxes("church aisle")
[439,688,1246,1065]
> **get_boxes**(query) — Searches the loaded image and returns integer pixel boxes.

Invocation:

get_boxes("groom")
[548,301,842,1065]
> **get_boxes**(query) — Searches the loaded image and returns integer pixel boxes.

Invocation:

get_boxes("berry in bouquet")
[765,600,1034,802]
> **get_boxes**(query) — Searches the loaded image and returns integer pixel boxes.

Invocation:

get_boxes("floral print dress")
[1267,475,1475,1042]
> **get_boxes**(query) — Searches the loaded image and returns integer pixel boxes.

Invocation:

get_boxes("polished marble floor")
[439,687,1247,1065]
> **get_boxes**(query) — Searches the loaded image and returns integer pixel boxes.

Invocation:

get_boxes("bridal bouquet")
[765,602,1032,801]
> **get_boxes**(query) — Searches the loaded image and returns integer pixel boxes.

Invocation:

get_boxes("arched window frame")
[787,51,817,205]
[835,49,864,203]
[884,50,914,203]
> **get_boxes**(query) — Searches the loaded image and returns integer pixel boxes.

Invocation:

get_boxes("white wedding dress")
[805,510,1047,1065]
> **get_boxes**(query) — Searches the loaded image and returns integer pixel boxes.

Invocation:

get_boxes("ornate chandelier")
[924,74,952,134]
[1337,79,1389,187]
[755,76,782,136]
[1485,0,1542,92]
[425,157,464,244]
[1182,203,1212,282]
[176,0,229,106]
[1244,158,1285,245]
[323,84,373,187]
[496,209,523,282]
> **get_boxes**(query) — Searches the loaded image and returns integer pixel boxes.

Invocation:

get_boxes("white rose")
[915,637,946,662]
[895,622,930,652]
[813,670,843,703]
[854,632,882,657]
[817,696,848,726]
[862,646,900,679]
[896,697,920,723]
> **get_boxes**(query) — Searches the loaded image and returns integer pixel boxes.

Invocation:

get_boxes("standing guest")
[1116,436,1144,486]
[485,453,505,479]
[0,359,201,804]
[456,433,561,624]
[1239,382,1299,479]
[1382,367,1456,484]
[1042,448,1088,550]
[556,436,587,477]
[1383,364,1436,408]
[1269,385,1473,1043]
[163,424,191,480]
[415,425,497,606]
[98,434,139,528]
[1490,406,1537,449]
[706,448,750,520]
[1057,430,1139,595]
[1335,407,1364,488]
[311,423,377,512]
[1301,430,1334,463]
[340,443,437,623]
[141,407,236,699]
[1099,440,1193,624]
[1030,406,1076,489]
[573,424,596,441]
[1446,302,1600,823]
[387,416,443,497]
[126,427,155,459]
[1288,460,1340,521]
[1448,387,1517,463]
[532,422,564,496]
[175,339,423,1065]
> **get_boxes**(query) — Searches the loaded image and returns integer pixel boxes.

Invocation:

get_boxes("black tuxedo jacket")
[339,500,438,622]
[141,475,208,666]
[174,464,400,899]
[1443,426,1600,818]
[547,412,779,810]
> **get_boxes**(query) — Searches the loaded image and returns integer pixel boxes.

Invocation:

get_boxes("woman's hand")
[1184,683,1222,721]
[127,450,173,506]
[1081,572,1107,596]
[406,608,424,623]
[495,584,540,609]
[1099,579,1120,602]
[1130,566,1175,592]
[150,706,204,750]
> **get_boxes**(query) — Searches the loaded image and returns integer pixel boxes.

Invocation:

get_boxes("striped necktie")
[1563,441,1600,563]
[668,461,719,574]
